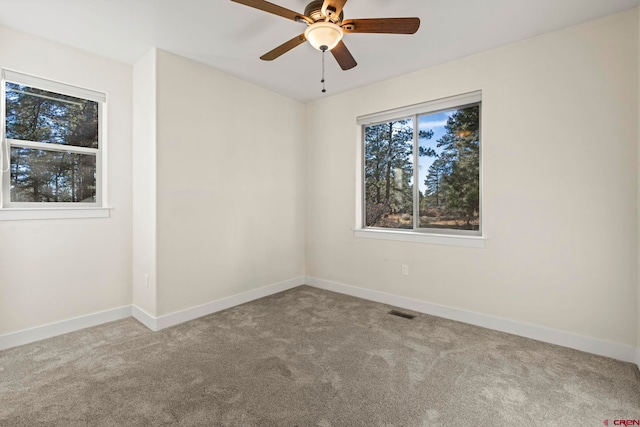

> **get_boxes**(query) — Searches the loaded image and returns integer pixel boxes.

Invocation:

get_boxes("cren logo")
[614,421,640,426]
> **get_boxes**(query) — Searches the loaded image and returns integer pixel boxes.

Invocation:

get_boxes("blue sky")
[416,110,455,193]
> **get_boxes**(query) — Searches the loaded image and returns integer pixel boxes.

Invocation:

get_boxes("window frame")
[0,70,107,212]
[356,91,484,246]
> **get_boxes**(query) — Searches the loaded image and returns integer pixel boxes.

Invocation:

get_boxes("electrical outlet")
[401,264,409,276]
[144,273,149,288]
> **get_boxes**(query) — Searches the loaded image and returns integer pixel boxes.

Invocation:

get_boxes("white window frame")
[355,91,485,248]
[0,70,109,220]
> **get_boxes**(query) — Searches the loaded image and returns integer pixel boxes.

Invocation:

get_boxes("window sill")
[353,228,485,248]
[0,207,111,221]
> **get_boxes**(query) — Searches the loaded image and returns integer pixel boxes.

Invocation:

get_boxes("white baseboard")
[4,277,635,367]
[0,306,132,351]
[305,276,638,364]
[143,276,306,331]
[0,276,306,351]
[131,305,158,331]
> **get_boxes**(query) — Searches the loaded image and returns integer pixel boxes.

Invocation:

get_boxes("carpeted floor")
[1,286,639,426]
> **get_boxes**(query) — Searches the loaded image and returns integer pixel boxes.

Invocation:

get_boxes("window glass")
[5,82,98,148]
[418,105,480,231]
[10,147,96,203]
[364,118,414,229]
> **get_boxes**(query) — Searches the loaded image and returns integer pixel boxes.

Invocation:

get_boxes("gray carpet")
[1,286,639,426]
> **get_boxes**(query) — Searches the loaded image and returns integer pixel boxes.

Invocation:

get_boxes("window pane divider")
[412,114,419,230]
[7,139,98,155]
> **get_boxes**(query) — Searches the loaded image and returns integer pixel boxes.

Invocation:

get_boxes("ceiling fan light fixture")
[304,21,344,51]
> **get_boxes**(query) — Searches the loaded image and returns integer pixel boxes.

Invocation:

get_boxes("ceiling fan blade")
[260,34,307,61]
[331,40,357,70]
[342,18,420,34]
[231,0,311,24]
[321,0,347,20]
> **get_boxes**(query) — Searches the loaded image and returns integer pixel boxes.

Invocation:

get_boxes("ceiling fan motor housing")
[304,0,343,23]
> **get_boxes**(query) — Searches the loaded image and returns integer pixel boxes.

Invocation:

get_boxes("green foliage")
[364,119,414,227]
[422,105,480,227]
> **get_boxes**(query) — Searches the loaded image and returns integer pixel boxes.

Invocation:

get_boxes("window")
[358,91,481,239]
[1,70,106,210]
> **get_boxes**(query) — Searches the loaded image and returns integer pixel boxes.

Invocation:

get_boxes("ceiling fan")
[231,0,420,70]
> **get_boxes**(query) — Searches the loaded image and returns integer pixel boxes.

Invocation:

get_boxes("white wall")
[0,25,133,335]
[154,50,305,316]
[132,48,158,317]
[306,10,639,347]
[637,7,640,361]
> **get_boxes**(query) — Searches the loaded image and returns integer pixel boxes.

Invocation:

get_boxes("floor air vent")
[388,310,416,320]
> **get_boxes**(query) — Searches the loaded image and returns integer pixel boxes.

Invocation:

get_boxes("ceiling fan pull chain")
[321,45,327,93]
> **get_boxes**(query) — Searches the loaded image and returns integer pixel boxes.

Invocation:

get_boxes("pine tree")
[364,119,413,226]
[422,105,480,229]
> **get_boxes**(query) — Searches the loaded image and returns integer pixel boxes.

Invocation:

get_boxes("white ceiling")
[0,0,638,103]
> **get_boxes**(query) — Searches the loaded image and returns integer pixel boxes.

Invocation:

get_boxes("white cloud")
[419,110,456,131]
[419,119,448,130]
